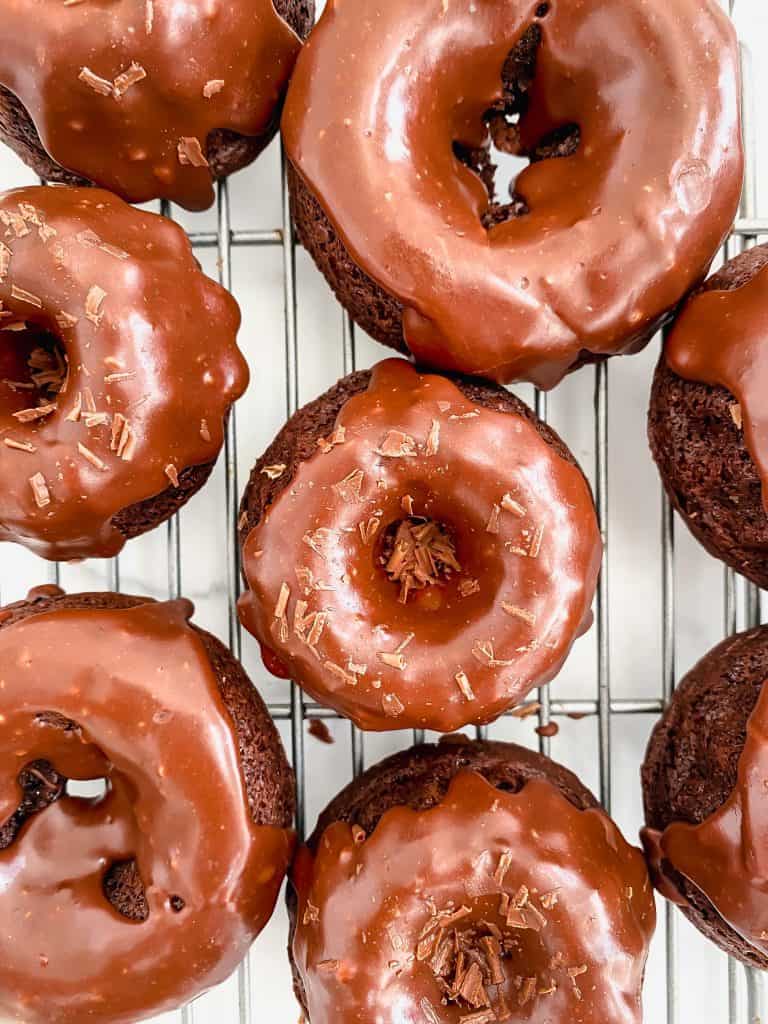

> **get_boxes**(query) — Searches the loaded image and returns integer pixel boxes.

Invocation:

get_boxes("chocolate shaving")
[203,79,225,98]
[324,661,360,687]
[177,137,209,168]
[459,578,480,598]
[13,403,57,423]
[383,518,460,603]
[274,582,290,620]
[375,429,417,458]
[359,515,382,544]
[494,850,513,886]
[112,62,147,97]
[164,463,180,488]
[455,670,475,701]
[333,468,365,503]
[518,977,537,1007]
[419,998,441,1024]
[317,425,346,453]
[78,442,107,471]
[85,285,107,324]
[471,640,514,669]
[529,525,544,559]
[66,392,83,423]
[78,66,113,96]
[3,437,36,453]
[486,504,501,534]
[501,493,526,517]
[29,472,50,508]
[261,463,287,480]
[11,284,41,307]
[501,603,536,626]
[0,242,11,281]
[303,527,336,560]
[0,210,29,238]
[381,692,405,717]
[56,310,79,330]
[425,418,440,455]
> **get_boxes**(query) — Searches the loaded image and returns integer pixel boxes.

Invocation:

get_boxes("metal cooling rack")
[0,0,765,1020]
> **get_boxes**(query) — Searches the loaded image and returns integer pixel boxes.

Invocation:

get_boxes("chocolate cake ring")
[282,0,743,388]
[0,0,314,211]
[0,587,296,1024]
[238,360,601,732]
[0,185,248,561]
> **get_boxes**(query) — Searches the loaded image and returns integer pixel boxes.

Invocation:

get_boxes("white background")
[0,1,766,1021]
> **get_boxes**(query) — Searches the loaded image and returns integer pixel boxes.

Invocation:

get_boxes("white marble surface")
[0,1,766,1021]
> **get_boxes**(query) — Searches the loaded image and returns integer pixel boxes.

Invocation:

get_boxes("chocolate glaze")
[642,679,768,957]
[0,185,248,561]
[282,0,743,388]
[665,259,768,513]
[292,770,655,1023]
[0,0,303,210]
[0,595,294,1024]
[238,360,601,732]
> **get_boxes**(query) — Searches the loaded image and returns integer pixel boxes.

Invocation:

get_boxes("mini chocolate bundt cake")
[238,359,601,732]
[290,738,655,1022]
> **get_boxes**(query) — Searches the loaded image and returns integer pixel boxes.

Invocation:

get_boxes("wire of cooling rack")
[0,2,757,1021]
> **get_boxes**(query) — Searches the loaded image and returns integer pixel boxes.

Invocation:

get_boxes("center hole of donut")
[453,22,580,229]
[0,328,68,416]
[379,517,460,606]
[65,777,110,803]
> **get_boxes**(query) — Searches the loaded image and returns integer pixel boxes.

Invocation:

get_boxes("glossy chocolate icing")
[665,261,768,513]
[0,0,302,210]
[0,185,248,561]
[293,770,655,1023]
[0,594,294,1024]
[642,680,768,956]
[282,0,743,388]
[238,360,601,732]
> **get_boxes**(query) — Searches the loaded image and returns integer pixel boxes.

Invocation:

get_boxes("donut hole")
[65,776,110,804]
[0,326,68,424]
[378,516,461,608]
[453,23,581,229]
[103,859,150,923]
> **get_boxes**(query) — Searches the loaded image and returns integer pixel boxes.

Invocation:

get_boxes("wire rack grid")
[0,0,766,1021]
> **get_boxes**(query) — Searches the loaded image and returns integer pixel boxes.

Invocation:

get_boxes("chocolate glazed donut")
[238,360,601,733]
[0,0,313,211]
[282,0,743,388]
[289,739,656,1023]
[0,185,248,561]
[0,587,295,1024]
[641,626,768,969]
[649,245,768,588]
